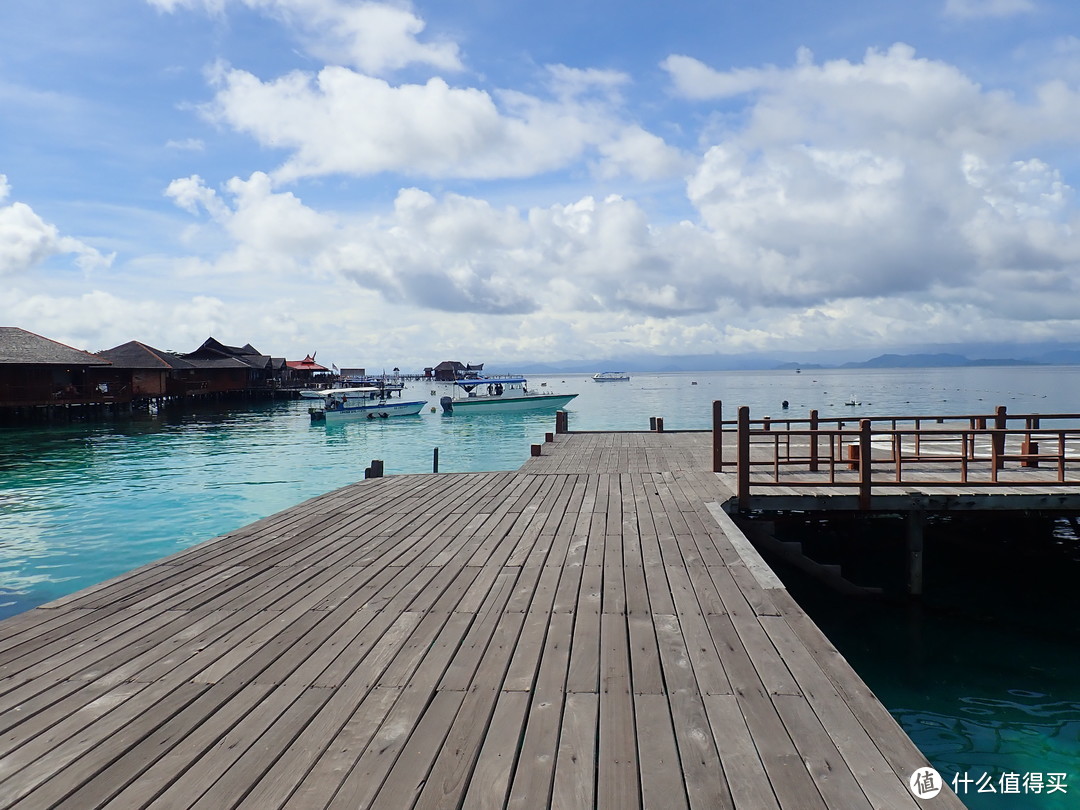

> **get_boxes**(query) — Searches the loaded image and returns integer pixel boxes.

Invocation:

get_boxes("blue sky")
[3,0,1080,368]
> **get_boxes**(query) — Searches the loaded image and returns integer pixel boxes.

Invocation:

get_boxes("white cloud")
[662,44,1080,315]
[943,0,1037,20]
[147,0,461,75]
[201,63,684,183]
[0,175,114,277]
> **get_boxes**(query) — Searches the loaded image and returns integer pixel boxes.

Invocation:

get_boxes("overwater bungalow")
[96,340,240,398]
[0,327,126,413]
[182,337,283,390]
[429,360,484,381]
[285,353,331,388]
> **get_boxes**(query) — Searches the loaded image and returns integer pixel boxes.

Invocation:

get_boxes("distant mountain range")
[494,344,1080,374]
[779,353,1043,370]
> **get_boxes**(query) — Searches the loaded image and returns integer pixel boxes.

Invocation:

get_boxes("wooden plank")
[0,680,161,806]
[668,690,733,809]
[550,693,599,810]
[627,614,664,695]
[632,694,688,809]
[368,690,467,810]
[506,613,574,809]
[598,613,639,809]
[411,687,502,810]
[566,566,602,693]
[772,693,875,810]
[272,686,400,810]
[144,682,308,809]
[702,694,781,810]
[460,690,530,810]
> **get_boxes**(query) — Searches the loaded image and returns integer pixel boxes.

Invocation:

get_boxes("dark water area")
[754,513,1080,809]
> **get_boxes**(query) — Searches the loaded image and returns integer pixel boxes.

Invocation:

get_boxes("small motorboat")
[309,386,425,421]
[439,377,577,414]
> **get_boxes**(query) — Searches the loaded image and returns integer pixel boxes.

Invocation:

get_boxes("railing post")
[737,406,751,511]
[809,409,819,472]
[993,405,1007,469]
[1022,416,1039,468]
[859,419,871,510]
[712,400,723,472]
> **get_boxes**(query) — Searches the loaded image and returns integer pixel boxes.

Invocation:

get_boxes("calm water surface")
[2,365,1079,807]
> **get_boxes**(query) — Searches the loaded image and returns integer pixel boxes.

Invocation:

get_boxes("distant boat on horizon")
[592,371,630,381]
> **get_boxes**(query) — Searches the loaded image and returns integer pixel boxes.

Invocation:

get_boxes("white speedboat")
[438,377,576,414]
[592,371,630,381]
[310,386,425,421]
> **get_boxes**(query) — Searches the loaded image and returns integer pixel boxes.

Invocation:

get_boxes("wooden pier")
[712,402,1080,512]
[0,428,962,808]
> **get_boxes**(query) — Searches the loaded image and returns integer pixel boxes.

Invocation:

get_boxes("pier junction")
[5,402,1075,807]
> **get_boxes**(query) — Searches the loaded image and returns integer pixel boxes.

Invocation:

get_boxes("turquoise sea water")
[3,365,1080,807]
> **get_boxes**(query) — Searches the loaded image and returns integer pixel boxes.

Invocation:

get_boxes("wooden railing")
[711,401,1080,509]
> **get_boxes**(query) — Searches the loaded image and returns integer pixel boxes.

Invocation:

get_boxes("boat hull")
[312,400,427,421]
[441,393,577,414]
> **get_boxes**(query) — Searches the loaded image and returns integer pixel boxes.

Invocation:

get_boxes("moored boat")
[592,371,630,381]
[310,386,426,421]
[439,377,577,414]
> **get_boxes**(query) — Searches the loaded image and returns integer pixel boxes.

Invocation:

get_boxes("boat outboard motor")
[440,396,454,414]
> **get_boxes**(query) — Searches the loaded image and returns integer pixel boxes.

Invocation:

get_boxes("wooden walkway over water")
[0,430,963,808]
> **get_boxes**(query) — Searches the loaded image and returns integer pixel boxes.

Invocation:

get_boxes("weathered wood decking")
[0,430,962,808]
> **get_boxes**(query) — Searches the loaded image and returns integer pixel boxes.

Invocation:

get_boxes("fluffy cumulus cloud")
[0,175,113,277]
[199,62,685,183]
[164,173,728,317]
[664,44,1080,322]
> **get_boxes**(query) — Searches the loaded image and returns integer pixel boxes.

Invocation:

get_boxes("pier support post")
[737,406,751,511]
[649,417,657,431]
[906,509,925,597]
[809,409,819,472]
[531,444,542,457]
[365,459,384,479]
[712,400,723,472]
[555,410,568,434]
[858,420,872,511]
[993,405,1007,470]
[656,417,664,433]
[433,447,439,473]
